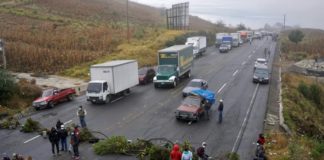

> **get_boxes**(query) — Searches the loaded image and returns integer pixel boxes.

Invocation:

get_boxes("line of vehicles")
[32,32,272,121]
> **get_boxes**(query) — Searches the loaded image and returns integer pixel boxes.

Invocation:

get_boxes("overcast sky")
[132,0,324,29]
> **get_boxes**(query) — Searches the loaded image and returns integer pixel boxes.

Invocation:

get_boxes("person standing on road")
[197,142,209,160]
[218,99,224,123]
[56,120,63,130]
[48,127,60,156]
[181,146,192,160]
[77,106,87,128]
[70,131,80,158]
[59,125,68,151]
[170,144,182,160]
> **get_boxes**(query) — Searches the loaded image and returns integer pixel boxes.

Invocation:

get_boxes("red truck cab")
[175,95,205,121]
[32,87,76,110]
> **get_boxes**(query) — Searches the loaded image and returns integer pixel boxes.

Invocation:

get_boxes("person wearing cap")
[197,142,209,160]
[218,99,224,123]
[70,130,80,158]
[77,106,87,128]
[59,125,68,151]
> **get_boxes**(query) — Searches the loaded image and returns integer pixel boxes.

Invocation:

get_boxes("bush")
[298,81,310,99]
[225,152,240,160]
[17,79,42,99]
[79,128,95,142]
[311,142,324,159]
[0,69,16,102]
[309,84,322,107]
[147,145,169,160]
[21,118,40,133]
[93,136,129,155]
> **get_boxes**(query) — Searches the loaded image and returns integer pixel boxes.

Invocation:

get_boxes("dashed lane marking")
[232,70,239,77]
[241,61,246,65]
[24,135,40,144]
[64,120,72,125]
[217,83,227,94]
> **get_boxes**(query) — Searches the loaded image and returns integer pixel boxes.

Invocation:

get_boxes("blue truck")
[221,36,233,51]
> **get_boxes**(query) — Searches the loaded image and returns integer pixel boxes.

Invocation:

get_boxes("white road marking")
[64,120,72,125]
[231,83,259,153]
[248,55,252,58]
[217,83,227,94]
[241,61,246,65]
[111,97,123,103]
[232,70,239,77]
[24,135,40,144]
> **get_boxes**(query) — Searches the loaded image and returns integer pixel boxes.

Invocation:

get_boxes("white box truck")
[215,33,228,47]
[230,33,240,47]
[185,36,207,57]
[86,60,139,104]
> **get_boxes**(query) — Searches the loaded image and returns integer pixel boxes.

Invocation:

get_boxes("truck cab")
[154,65,178,88]
[86,80,110,104]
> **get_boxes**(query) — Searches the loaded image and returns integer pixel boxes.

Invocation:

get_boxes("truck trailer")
[185,36,207,57]
[154,45,193,88]
[86,60,139,104]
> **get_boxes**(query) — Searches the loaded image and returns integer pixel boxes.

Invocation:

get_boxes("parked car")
[219,44,230,53]
[182,79,208,97]
[254,58,267,69]
[33,88,76,110]
[138,67,156,85]
[253,65,270,84]
[175,95,205,122]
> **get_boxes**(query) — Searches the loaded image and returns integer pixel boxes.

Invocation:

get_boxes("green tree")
[0,69,16,102]
[288,30,305,44]
[237,23,246,30]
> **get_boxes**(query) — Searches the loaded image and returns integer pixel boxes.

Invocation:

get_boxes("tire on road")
[105,95,111,104]
[48,101,54,108]
[67,94,74,101]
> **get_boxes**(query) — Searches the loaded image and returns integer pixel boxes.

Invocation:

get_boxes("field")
[265,29,324,160]
[0,0,221,78]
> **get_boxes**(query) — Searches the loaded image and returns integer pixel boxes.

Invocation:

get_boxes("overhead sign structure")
[166,2,189,30]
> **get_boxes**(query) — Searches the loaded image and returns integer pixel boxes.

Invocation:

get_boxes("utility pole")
[283,14,286,30]
[0,39,6,69]
[126,0,129,43]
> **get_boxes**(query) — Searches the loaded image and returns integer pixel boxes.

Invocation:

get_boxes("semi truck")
[154,45,193,88]
[215,33,228,47]
[185,36,207,57]
[230,33,240,47]
[238,31,248,43]
[86,60,139,104]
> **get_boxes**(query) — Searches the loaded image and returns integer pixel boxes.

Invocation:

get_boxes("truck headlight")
[253,75,258,79]
[169,76,176,81]
[40,101,47,105]
[153,76,157,81]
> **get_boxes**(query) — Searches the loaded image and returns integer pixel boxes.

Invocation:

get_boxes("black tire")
[67,94,74,101]
[194,116,199,122]
[173,81,177,88]
[35,107,40,111]
[105,95,111,104]
[154,83,159,88]
[48,101,54,108]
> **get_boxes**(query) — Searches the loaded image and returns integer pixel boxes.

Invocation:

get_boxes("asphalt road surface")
[0,38,277,160]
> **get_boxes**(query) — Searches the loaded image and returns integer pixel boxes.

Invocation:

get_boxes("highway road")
[0,38,277,160]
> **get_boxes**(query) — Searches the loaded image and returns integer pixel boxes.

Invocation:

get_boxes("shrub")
[0,69,16,102]
[298,81,310,99]
[21,118,40,133]
[17,79,42,99]
[309,84,322,107]
[311,142,324,159]
[79,128,95,142]
[225,152,240,160]
[93,136,129,155]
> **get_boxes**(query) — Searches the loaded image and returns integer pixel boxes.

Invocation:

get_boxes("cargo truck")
[154,45,193,88]
[185,36,207,57]
[230,33,240,47]
[222,36,233,50]
[215,33,228,47]
[238,31,248,43]
[86,60,139,104]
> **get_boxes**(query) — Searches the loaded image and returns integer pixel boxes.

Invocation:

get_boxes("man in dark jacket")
[56,120,63,130]
[49,127,60,156]
[59,125,68,151]
[218,99,224,123]
[70,131,80,158]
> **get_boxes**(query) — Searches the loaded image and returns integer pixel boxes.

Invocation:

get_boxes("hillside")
[0,0,218,75]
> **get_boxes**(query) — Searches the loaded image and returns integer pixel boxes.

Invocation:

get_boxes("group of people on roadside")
[1,153,32,160]
[254,134,267,160]
[47,105,87,159]
[170,142,210,160]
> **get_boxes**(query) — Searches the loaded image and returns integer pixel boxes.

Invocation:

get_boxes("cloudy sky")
[132,0,324,29]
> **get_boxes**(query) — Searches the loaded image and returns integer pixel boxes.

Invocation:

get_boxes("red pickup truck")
[32,87,76,110]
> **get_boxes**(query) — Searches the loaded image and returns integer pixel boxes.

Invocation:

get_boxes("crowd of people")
[170,142,210,160]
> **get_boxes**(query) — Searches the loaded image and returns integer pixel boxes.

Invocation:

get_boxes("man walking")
[218,99,224,123]
[59,125,68,151]
[77,106,87,128]
[48,127,60,156]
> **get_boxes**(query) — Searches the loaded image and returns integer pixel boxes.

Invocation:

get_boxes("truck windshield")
[87,83,102,93]
[182,97,201,106]
[42,89,54,97]
[255,68,268,76]
[157,65,175,74]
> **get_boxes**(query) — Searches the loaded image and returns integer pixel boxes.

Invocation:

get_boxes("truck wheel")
[173,81,177,88]
[194,116,200,122]
[123,89,130,95]
[48,101,54,108]
[154,83,159,88]
[67,94,74,101]
[105,95,111,104]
